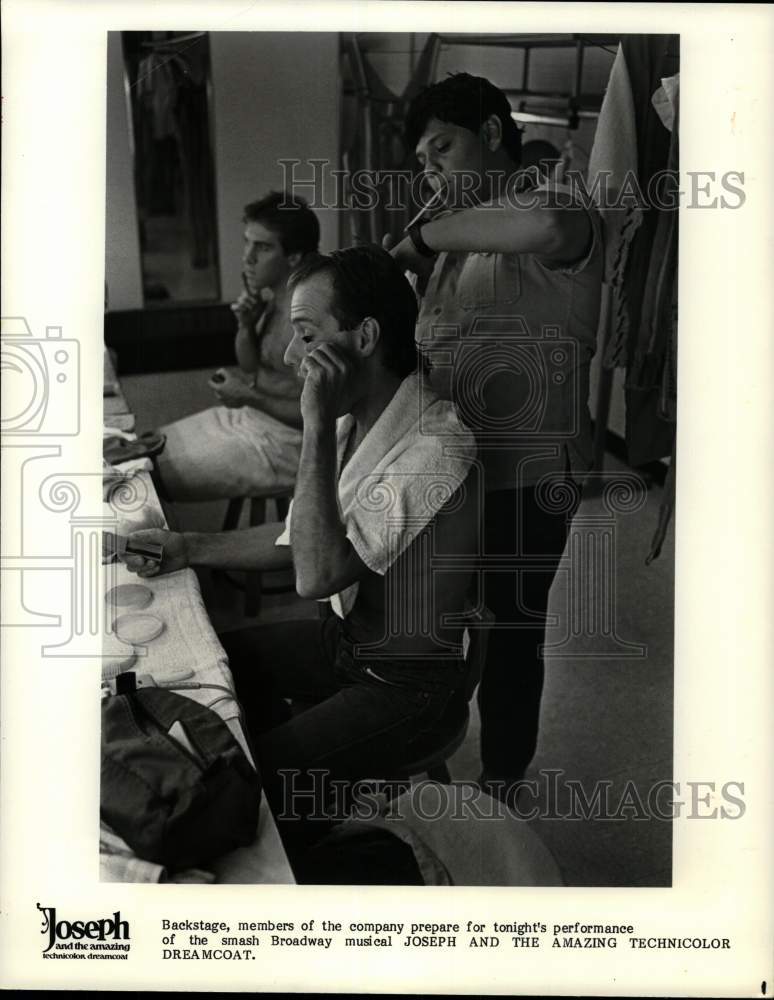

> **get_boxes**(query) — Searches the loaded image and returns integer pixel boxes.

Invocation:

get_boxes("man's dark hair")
[243,191,320,256]
[404,72,523,164]
[289,245,419,378]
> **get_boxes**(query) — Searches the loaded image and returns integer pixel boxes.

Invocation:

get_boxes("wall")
[105,32,143,311]
[210,32,339,303]
[105,31,340,311]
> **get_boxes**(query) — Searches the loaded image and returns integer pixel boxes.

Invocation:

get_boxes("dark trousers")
[478,483,578,780]
[220,616,467,849]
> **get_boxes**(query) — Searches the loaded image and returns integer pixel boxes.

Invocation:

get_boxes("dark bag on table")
[101,677,261,870]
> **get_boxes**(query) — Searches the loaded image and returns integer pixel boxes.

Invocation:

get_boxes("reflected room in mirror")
[121,30,221,305]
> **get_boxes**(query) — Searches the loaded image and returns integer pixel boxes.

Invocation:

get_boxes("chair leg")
[223,497,245,532]
[248,497,267,528]
[425,762,452,784]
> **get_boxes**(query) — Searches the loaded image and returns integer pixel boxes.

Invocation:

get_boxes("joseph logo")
[37,903,130,954]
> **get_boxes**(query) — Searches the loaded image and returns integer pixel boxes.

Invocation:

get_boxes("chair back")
[461,604,495,701]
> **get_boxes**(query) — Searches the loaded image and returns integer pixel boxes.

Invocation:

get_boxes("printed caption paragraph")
[159,918,732,960]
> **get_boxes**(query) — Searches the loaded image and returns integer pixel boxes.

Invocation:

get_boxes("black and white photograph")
[1,2,771,995]
[101,29,679,888]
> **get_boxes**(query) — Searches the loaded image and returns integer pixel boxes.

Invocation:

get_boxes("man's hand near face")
[291,342,368,600]
[299,343,354,429]
[231,281,273,330]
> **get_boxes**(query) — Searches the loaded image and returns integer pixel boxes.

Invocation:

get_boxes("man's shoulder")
[341,373,476,516]
[403,373,475,453]
[385,382,476,504]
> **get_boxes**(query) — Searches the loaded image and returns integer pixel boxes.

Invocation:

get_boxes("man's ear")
[287,251,303,270]
[356,317,381,358]
[480,114,503,152]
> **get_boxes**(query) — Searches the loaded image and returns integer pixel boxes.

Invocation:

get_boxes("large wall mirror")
[121,31,221,305]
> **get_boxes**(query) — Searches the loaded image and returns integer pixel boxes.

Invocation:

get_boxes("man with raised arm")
[389,73,604,801]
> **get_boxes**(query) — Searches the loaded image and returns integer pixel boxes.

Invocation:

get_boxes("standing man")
[155,191,319,501]
[391,73,604,800]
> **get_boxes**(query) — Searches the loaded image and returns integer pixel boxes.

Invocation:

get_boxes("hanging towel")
[587,42,644,295]
[276,372,475,617]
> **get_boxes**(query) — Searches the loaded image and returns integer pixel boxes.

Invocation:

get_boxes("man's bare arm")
[290,344,371,600]
[188,521,293,571]
[401,190,591,265]
[248,390,303,428]
[290,421,367,599]
[211,366,302,427]
[122,522,293,577]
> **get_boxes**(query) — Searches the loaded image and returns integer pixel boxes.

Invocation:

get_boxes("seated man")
[124,245,479,852]
[154,191,320,501]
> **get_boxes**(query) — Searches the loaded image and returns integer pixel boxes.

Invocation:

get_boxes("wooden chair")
[396,604,494,784]
[220,491,293,617]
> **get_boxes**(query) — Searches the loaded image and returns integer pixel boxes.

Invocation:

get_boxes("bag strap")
[130,687,250,771]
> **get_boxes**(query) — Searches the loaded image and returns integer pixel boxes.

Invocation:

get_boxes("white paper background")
[1,1,772,994]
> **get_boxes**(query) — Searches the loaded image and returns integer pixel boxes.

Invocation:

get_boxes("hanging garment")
[587,38,679,559]
[586,42,645,370]
[135,41,217,269]
[625,85,679,467]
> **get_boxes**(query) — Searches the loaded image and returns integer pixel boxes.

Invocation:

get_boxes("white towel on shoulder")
[277,372,475,617]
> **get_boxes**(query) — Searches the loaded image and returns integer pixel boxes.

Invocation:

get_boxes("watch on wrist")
[407,222,438,259]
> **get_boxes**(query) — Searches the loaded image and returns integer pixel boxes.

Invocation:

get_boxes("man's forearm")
[248,391,302,429]
[185,522,292,572]
[290,420,353,598]
[252,364,302,400]
[420,194,589,260]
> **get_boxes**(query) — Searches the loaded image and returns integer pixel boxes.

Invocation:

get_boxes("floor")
[120,366,675,887]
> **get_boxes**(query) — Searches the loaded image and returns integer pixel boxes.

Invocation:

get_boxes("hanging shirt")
[414,181,603,492]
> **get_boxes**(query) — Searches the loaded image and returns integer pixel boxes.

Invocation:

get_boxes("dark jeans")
[478,482,579,781]
[220,616,468,850]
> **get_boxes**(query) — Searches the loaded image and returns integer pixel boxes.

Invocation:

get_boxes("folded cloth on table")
[103,431,166,465]
[107,412,136,433]
[103,426,136,441]
[114,457,154,476]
